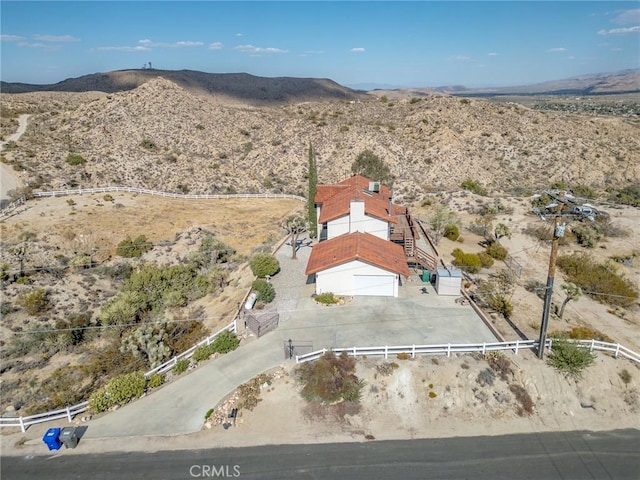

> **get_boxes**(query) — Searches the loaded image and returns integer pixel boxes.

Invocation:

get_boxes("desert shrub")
[205,408,214,419]
[486,294,513,317]
[619,369,632,385]
[428,391,437,398]
[476,368,495,386]
[146,373,164,389]
[17,288,48,315]
[165,320,206,354]
[116,235,153,258]
[485,242,508,260]
[192,344,216,362]
[315,292,338,305]
[211,331,240,354]
[252,279,275,303]
[140,139,157,150]
[249,253,279,278]
[120,322,171,368]
[173,358,189,374]
[89,371,146,412]
[99,291,146,325]
[105,371,146,404]
[375,362,396,376]
[444,224,460,241]
[66,153,86,166]
[608,183,640,207]
[571,224,601,248]
[100,263,211,325]
[396,352,411,360]
[486,352,513,381]
[509,384,534,416]
[451,248,482,273]
[55,313,92,346]
[547,339,595,379]
[524,279,546,300]
[461,179,487,196]
[296,351,365,404]
[477,252,494,268]
[88,389,111,413]
[103,194,114,202]
[557,252,638,307]
[566,326,614,343]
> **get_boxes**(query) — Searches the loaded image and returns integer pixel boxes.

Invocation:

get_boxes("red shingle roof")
[315,175,398,224]
[305,232,410,277]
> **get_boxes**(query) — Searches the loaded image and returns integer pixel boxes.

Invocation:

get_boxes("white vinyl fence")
[295,338,640,364]
[0,321,236,432]
[32,186,306,201]
[1,187,305,219]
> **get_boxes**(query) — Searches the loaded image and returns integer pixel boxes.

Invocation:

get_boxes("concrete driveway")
[271,238,497,351]
[84,238,496,438]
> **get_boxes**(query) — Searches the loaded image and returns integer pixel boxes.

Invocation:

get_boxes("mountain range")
[2,69,638,104]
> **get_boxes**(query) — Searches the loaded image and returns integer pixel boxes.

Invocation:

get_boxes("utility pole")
[532,189,602,358]
[537,215,564,358]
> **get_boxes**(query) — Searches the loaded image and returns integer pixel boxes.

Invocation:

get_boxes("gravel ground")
[270,235,314,323]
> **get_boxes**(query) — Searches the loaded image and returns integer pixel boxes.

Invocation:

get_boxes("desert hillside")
[1,76,638,204]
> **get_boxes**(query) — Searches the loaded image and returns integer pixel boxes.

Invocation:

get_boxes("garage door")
[353,275,395,296]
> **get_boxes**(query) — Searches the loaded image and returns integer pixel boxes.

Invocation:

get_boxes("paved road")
[3,429,639,480]
[84,240,496,438]
[0,114,29,205]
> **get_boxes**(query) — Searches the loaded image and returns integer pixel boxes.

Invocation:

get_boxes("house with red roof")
[305,175,411,297]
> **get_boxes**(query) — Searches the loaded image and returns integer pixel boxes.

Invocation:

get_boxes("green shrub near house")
[252,279,275,303]
[249,253,279,277]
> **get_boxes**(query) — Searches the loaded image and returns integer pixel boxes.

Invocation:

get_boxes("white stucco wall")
[315,260,399,297]
[326,210,390,241]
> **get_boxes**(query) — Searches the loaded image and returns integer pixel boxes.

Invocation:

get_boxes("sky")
[1,1,639,89]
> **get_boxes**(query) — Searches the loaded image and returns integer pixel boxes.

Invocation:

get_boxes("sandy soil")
[2,350,638,456]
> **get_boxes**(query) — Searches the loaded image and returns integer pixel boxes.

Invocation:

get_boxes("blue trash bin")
[43,427,62,451]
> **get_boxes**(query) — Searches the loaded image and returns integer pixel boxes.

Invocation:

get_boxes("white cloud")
[17,42,61,51]
[349,47,365,53]
[208,42,224,50]
[547,47,567,52]
[611,47,623,51]
[234,44,288,54]
[138,39,204,48]
[1,34,25,42]
[597,26,640,35]
[33,34,80,43]
[304,50,325,55]
[235,33,244,37]
[487,52,497,56]
[612,9,640,25]
[96,46,151,52]
[449,55,471,61]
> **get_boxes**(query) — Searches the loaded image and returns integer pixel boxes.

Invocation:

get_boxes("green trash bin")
[422,270,431,282]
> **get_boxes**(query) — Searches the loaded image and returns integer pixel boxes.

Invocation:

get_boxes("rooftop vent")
[368,181,380,193]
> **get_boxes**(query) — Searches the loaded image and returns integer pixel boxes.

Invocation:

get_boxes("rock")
[5,405,15,413]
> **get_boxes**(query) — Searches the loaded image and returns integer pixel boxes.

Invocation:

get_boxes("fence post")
[412,345,416,359]
[515,340,519,355]
[19,417,25,433]
[447,344,451,357]
[384,346,388,359]
[482,343,486,355]
[615,343,621,358]
[590,339,595,352]
[66,406,72,423]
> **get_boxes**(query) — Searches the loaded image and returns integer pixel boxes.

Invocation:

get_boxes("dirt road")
[0,114,29,204]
